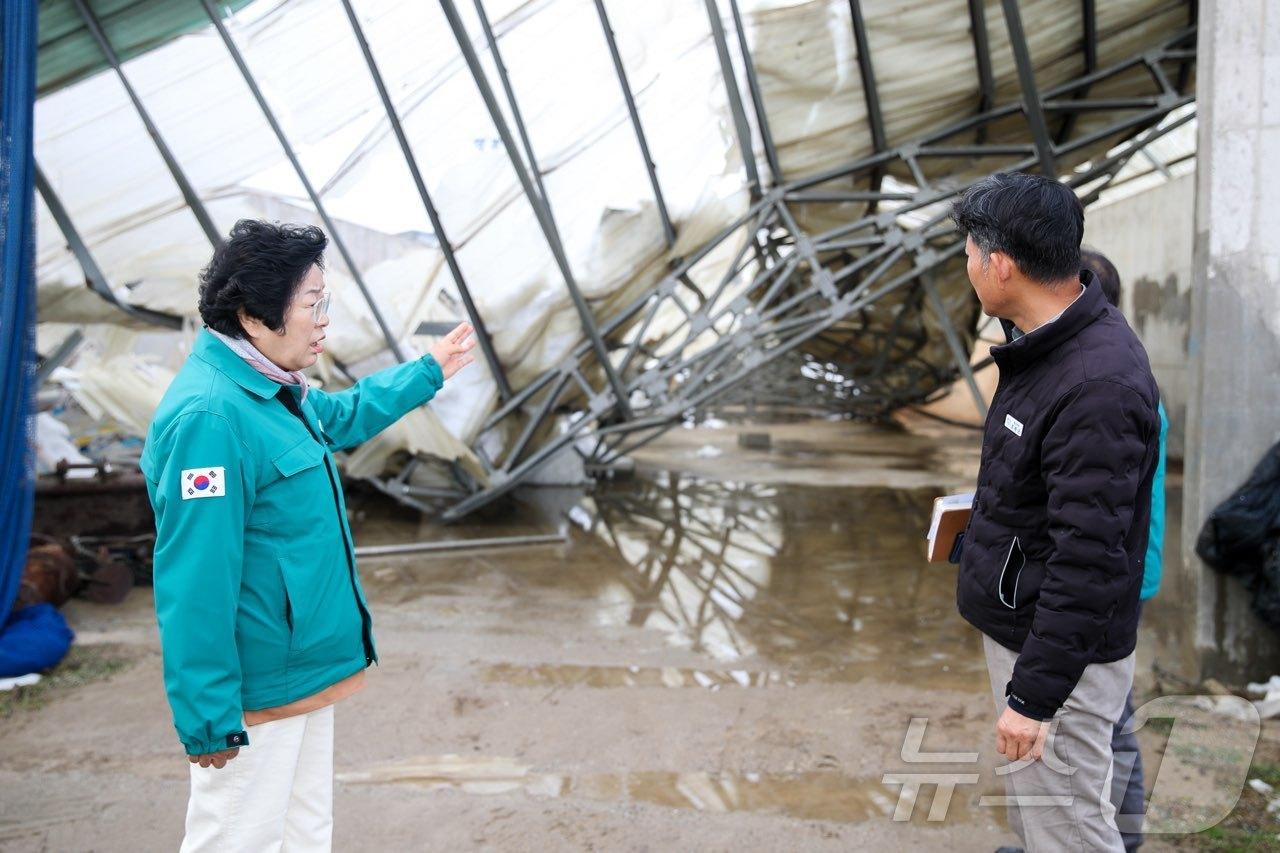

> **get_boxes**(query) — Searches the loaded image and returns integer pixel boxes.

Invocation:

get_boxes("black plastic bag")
[1250,543,1280,629]
[1197,440,1280,629]
[1196,440,1280,576]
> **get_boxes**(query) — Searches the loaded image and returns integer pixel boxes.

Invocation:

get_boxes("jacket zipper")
[964,372,1009,540]
[997,536,1024,610]
[278,393,375,664]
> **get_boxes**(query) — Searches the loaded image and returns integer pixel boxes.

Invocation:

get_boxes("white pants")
[181,705,334,852]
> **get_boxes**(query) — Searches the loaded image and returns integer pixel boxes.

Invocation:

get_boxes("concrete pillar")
[1182,0,1280,682]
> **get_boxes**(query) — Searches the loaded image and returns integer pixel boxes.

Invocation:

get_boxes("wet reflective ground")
[1,416,1192,850]
[327,418,1016,847]
[358,473,990,693]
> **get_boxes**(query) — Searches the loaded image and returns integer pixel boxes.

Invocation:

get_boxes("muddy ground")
[2,417,1277,851]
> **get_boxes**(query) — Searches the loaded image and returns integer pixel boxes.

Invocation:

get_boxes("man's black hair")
[1080,248,1121,308]
[951,171,1085,285]
[198,219,328,337]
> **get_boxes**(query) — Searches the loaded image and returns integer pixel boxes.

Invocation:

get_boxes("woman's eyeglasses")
[311,292,331,324]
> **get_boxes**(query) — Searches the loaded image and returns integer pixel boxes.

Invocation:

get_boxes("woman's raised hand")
[428,322,477,380]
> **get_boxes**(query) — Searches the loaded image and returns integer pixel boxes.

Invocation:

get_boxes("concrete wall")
[1181,0,1280,683]
[1083,172,1195,459]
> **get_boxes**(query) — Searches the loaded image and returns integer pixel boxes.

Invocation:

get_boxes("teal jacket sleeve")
[144,411,253,756]
[1140,401,1168,600]
[307,355,445,452]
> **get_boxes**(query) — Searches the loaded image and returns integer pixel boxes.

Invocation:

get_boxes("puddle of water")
[481,659,985,693]
[617,771,902,823]
[573,474,987,686]
[339,755,551,797]
[481,663,793,690]
[349,422,990,692]
[339,755,975,826]
[628,418,983,490]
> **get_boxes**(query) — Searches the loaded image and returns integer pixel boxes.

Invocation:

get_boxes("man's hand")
[996,705,1050,762]
[189,748,240,769]
[428,322,477,380]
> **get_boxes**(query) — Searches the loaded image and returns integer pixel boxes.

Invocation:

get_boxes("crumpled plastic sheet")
[33,0,1189,481]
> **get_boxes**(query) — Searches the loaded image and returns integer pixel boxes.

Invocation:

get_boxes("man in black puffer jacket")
[952,172,1161,853]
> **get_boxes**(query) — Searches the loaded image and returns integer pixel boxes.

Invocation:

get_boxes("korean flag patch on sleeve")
[181,467,226,500]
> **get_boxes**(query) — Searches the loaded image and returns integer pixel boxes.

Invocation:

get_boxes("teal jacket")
[141,330,444,755]
[1141,401,1168,601]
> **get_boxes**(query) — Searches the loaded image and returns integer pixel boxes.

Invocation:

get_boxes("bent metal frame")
[39,0,1197,520]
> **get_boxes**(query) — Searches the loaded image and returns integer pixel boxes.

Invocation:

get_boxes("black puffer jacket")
[957,271,1160,720]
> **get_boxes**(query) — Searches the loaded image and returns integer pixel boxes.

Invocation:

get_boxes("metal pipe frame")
[1000,0,1058,177]
[592,0,676,248]
[921,272,987,417]
[354,532,564,558]
[967,0,996,143]
[847,0,889,204]
[471,0,559,235]
[847,0,887,155]
[1175,0,1197,92]
[200,0,410,363]
[702,0,763,201]
[33,0,1194,525]
[34,162,183,329]
[36,329,84,388]
[339,0,513,400]
[438,0,633,418]
[429,24,1195,520]
[1054,0,1098,144]
[69,0,221,248]
[726,0,783,186]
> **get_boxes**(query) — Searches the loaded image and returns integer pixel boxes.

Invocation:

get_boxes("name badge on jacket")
[1004,414,1024,437]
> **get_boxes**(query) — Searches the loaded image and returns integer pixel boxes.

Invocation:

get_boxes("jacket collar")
[991,270,1106,373]
[192,327,282,400]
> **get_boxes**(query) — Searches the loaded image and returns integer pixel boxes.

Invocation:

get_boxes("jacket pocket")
[998,537,1026,610]
[281,562,294,633]
[277,554,309,652]
[276,549,356,656]
[260,437,329,529]
[271,436,325,479]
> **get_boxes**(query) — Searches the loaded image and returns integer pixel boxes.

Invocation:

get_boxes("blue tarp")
[0,604,74,678]
[1,0,38,629]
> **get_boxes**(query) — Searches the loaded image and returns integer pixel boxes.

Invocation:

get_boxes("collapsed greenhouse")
[33,0,1196,519]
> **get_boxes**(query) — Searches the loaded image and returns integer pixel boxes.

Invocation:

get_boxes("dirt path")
[0,419,1242,851]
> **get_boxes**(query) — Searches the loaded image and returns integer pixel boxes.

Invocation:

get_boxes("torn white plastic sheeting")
[1247,676,1280,720]
[34,0,1188,477]
[47,324,184,438]
[35,412,95,478]
[0,674,43,692]
[342,404,483,481]
[54,355,175,440]
[1246,676,1280,700]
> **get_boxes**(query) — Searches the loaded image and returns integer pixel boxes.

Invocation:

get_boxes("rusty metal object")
[53,459,113,480]
[33,469,152,541]
[25,463,156,606]
[18,542,81,608]
[69,534,152,599]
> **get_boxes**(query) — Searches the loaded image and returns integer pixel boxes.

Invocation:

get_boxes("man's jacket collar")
[991,269,1106,373]
[192,327,281,400]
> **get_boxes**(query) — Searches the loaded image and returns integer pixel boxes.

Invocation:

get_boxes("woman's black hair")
[198,219,328,337]
[1080,248,1122,308]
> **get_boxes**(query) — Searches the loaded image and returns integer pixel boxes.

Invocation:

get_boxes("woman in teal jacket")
[141,220,473,850]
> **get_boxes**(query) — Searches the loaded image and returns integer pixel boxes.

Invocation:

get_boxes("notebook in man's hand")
[927,492,974,563]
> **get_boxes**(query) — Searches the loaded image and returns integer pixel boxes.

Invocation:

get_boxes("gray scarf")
[208,328,309,403]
